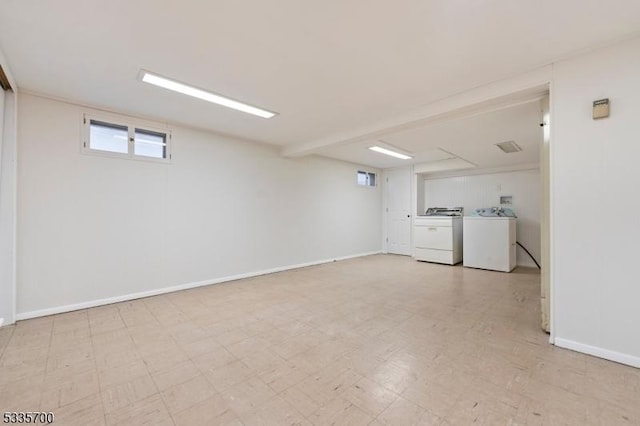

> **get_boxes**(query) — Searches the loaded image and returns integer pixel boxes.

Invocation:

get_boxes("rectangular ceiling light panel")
[368,146,412,160]
[139,70,277,119]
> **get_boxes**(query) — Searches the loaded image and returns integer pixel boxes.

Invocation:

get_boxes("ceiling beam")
[281,66,551,158]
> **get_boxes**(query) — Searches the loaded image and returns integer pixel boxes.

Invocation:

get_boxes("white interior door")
[386,166,412,255]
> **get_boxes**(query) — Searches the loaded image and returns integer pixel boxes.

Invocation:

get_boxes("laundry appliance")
[463,210,516,272]
[414,207,463,265]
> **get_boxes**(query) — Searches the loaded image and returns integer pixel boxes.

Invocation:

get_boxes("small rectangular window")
[83,114,171,162]
[357,170,376,187]
[134,128,167,159]
[89,120,128,154]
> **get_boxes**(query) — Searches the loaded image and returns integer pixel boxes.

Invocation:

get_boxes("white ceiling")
[1,1,639,160]
[317,100,543,169]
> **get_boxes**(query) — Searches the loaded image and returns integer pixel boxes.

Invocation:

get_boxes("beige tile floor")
[1,254,639,425]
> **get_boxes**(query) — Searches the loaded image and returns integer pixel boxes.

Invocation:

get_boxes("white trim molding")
[555,338,640,369]
[15,251,382,321]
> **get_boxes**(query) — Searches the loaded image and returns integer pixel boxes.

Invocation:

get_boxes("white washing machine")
[463,216,516,272]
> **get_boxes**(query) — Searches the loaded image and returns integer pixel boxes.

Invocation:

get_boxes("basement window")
[357,170,376,187]
[89,120,128,154]
[134,128,167,159]
[83,114,171,162]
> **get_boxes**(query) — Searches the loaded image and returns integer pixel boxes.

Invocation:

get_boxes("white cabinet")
[463,217,516,272]
[414,216,462,265]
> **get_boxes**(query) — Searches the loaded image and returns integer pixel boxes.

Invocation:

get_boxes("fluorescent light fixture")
[139,70,277,119]
[369,146,412,160]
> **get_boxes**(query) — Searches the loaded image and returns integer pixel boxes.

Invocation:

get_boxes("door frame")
[540,95,551,334]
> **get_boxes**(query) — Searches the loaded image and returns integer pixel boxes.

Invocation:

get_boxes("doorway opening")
[382,86,552,336]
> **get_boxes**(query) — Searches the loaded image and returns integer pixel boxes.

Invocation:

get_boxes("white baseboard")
[554,337,640,369]
[15,251,382,321]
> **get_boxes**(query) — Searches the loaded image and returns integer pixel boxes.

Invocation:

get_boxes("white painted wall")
[0,87,5,326]
[0,48,17,326]
[0,89,5,148]
[552,36,640,366]
[422,168,541,267]
[17,94,382,317]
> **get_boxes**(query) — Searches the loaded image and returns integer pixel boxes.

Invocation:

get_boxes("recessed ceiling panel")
[319,100,542,169]
[318,142,457,169]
